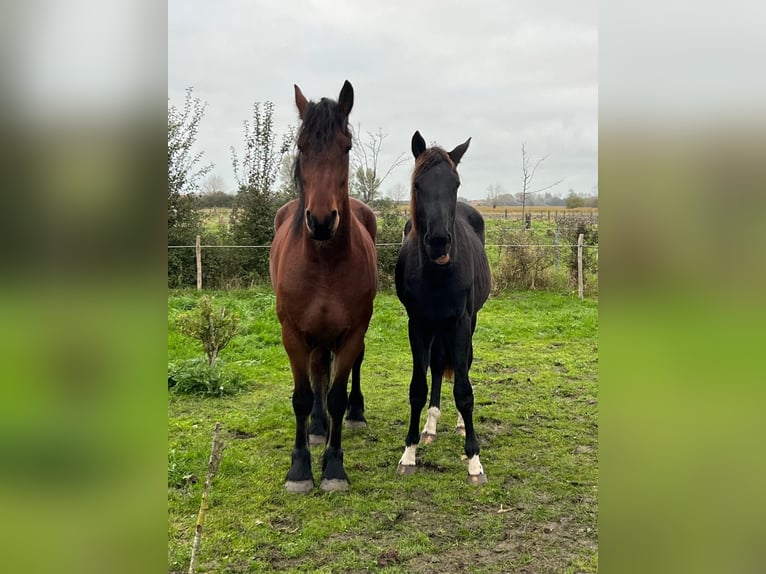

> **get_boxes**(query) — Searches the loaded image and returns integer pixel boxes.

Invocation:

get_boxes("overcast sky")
[169,0,597,201]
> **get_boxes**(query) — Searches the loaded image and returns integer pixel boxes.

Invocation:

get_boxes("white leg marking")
[467,455,484,476]
[399,444,418,466]
[422,407,441,435]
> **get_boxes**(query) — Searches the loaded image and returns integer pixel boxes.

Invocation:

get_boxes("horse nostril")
[331,210,338,220]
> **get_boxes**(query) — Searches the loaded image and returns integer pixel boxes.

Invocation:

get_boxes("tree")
[229,102,295,282]
[486,183,504,209]
[201,174,226,195]
[387,182,407,204]
[351,126,408,204]
[167,87,212,236]
[520,143,565,230]
[168,88,212,287]
[565,189,586,209]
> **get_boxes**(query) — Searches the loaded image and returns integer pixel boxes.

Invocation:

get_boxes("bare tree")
[520,143,565,231]
[351,125,408,204]
[387,182,407,204]
[486,183,504,209]
[201,174,225,195]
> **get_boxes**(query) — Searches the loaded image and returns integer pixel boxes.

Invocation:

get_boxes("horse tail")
[431,333,453,381]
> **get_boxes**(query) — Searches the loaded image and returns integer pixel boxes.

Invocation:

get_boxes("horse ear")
[294,84,308,119]
[411,131,427,159]
[448,137,471,165]
[338,80,354,116]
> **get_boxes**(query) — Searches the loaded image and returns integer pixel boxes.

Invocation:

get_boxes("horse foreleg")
[282,329,315,493]
[398,320,432,475]
[345,344,367,428]
[308,348,330,446]
[320,332,365,492]
[451,318,486,485]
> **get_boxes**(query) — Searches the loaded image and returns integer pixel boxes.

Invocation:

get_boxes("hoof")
[320,478,349,492]
[397,463,417,476]
[467,472,487,485]
[456,425,466,437]
[344,419,367,430]
[308,434,326,447]
[285,479,314,494]
[420,432,436,444]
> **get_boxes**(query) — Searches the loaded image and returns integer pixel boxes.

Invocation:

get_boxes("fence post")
[196,234,202,291]
[577,233,584,300]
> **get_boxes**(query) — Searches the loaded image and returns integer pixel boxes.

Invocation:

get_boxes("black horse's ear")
[411,131,427,159]
[338,80,354,116]
[294,84,308,119]
[448,137,471,165]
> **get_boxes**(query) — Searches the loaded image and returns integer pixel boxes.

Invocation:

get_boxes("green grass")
[168,289,598,573]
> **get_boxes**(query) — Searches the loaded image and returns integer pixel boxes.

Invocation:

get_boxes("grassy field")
[168,289,598,573]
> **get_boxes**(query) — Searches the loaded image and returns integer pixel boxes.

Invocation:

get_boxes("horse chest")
[404,281,467,324]
[277,264,374,345]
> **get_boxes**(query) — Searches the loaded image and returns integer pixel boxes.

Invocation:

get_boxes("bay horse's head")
[409,131,471,265]
[293,81,354,241]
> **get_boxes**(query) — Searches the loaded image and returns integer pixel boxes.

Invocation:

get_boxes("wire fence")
[168,243,599,249]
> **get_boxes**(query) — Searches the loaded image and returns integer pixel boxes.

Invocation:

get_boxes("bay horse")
[269,81,377,493]
[395,131,491,484]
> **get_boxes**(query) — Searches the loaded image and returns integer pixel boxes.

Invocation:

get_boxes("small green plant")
[167,358,248,397]
[177,296,238,366]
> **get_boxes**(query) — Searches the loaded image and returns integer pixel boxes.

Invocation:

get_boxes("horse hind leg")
[345,344,367,429]
[455,339,472,436]
[308,348,330,447]
[421,337,448,444]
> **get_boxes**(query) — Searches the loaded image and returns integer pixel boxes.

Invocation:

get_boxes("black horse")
[395,131,491,484]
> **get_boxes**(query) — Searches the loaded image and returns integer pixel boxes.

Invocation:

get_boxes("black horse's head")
[409,131,471,265]
[293,81,354,241]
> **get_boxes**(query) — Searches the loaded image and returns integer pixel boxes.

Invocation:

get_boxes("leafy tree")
[229,102,294,283]
[168,88,212,232]
[168,88,212,286]
[565,189,586,209]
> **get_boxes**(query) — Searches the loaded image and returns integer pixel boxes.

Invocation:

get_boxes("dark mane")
[292,98,353,235]
[409,147,456,236]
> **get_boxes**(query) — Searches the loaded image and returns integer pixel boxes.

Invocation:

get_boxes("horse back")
[350,197,377,244]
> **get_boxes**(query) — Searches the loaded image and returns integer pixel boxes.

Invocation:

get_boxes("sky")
[169,0,597,201]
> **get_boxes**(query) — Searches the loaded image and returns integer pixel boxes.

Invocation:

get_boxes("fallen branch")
[188,422,226,574]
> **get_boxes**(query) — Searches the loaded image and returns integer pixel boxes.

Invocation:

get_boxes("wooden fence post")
[577,233,584,300]
[196,234,202,291]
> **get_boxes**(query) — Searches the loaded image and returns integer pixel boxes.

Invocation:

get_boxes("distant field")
[199,205,598,233]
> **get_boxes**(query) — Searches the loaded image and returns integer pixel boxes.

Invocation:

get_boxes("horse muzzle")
[306,209,339,241]
[425,232,451,265]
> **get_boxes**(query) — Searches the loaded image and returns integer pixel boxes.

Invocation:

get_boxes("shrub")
[556,215,599,291]
[167,358,249,397]
[492,228,555,293]
[372,198,406,291]
[176,296,238,366]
